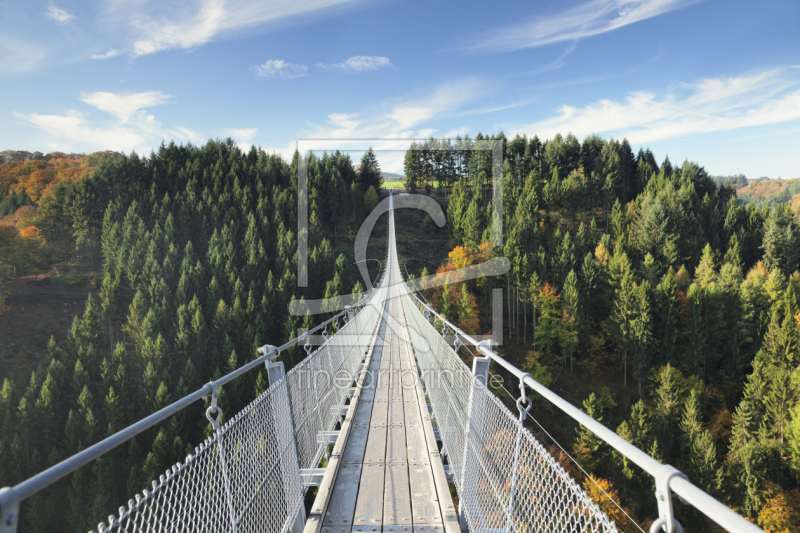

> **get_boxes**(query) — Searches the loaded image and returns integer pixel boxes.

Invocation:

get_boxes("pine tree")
[561,270,580,373]
[358,148,382,192]
[537,284,561,366]
[679,390,702,455]
[609,271,636,387]
[573,392,604,473]
[653,364,683,462]
[695,243,717,289]
[631,281,653,396]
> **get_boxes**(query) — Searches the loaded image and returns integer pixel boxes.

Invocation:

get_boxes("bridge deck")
[305,203,459,533]
[309,294,459,533]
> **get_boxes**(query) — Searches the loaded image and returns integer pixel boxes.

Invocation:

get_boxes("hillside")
[0,141,389,532]
[402,133,800,532]
[737,178,800,212]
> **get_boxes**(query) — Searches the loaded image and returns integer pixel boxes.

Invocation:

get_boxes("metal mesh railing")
[398,281,619,533]
[99,377,300,533]
[93,288,385,533]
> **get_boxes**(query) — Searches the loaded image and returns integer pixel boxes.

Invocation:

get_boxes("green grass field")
[382,181,450,189]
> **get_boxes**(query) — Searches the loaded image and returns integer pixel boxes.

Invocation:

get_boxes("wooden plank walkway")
[306,278,459,533]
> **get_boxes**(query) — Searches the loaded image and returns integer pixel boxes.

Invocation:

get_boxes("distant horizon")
[2,140,797,181]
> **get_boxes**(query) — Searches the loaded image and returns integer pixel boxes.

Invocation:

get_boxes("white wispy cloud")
[514,67,800,144]
[221,128,258,144]
[81,91,173,122]
[15,91,199,152]
[318,55,392,71]
[0,36,48,75]
[387,79,487,129]
[295,78,489,172]
[45,6,76,23]
[121,0,361,58]
[253,59,308,79]
[91,49,120,60]
[470,0,699,51]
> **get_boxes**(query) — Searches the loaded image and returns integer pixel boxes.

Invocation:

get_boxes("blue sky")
[2,0,799,178]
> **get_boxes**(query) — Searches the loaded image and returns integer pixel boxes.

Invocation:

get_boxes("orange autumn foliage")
[426,242,493,333]
[0,152,118,202]
[757,482,800,533]
[581,475,636,529]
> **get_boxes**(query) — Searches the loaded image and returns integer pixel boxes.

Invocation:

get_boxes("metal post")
[458,355,490,533]
[0,487,20,533]
[267,356,305,533]
[503,374,532,533]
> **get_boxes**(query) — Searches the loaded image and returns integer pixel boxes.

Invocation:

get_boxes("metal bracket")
[651,465,687,533]
[443,465,455,483]
[477,339,497,358]
[516,373,533,422]
[258,344,281,362]
[453,329,463,351]
[300,468,327,487]
[0,487,20,533]
[204,381,222,431]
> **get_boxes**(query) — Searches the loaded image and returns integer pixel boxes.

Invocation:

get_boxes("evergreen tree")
[358,148,382,192]
[561,270,580,373]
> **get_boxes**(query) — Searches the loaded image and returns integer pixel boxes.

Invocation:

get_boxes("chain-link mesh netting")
[399,288,619,533]
[94,293,383,533]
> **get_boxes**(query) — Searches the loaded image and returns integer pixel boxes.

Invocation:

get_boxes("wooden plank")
[385,424,407,463]
[374,386,391,403]
[323,463,363,527]
[383,463,413,531]
[353,401,374,425]
[359,386,376,402]
[370,400,389,424]
[403,399,422,426]
[352,463,386,527]
[320,527,351,533]
[408,462,442,525]
[405,424,426,462]
[363,424,388,464]
[388,400,405,426]
[341,423,370,464]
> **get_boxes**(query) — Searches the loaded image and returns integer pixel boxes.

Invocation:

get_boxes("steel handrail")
[403,287,763,533]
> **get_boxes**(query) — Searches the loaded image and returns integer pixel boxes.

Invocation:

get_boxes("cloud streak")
[15,91,199,152]
[221,128,258,144]
[470,0,699,51]
[294,78,489,172]
[253,59,308,79]
[45,6,76,23]
[91,49,120,60]
[122,0,361,58]
[0,36,48,75]
[514,67,800,144]
[318,55,392,71]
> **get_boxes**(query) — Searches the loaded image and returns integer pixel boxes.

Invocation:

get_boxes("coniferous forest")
[1,133,799,532]
[400,134,800,532]
[0,140,382,532]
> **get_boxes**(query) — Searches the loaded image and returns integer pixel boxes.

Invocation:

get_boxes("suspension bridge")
[0,193,762,533]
